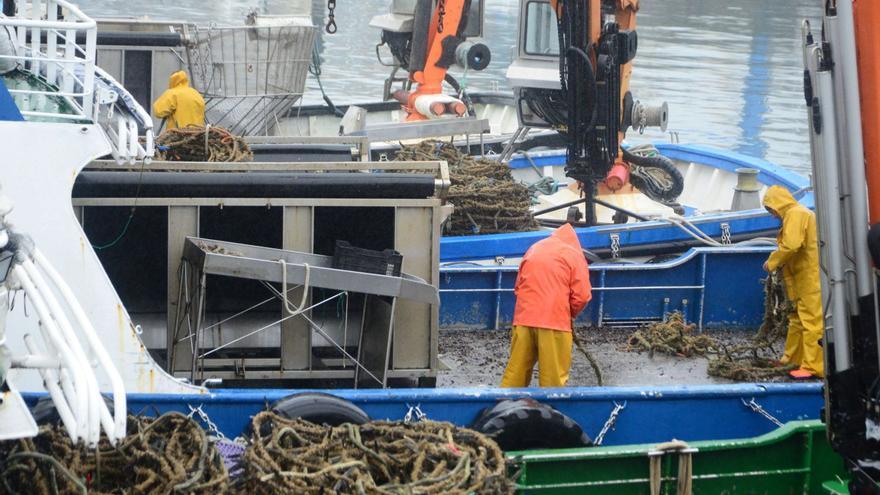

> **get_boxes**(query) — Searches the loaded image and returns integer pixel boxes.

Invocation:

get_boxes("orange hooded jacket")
[512,224,592,332]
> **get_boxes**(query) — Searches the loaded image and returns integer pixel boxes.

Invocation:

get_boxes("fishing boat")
[0,0,848,493]
[77,12,814,271]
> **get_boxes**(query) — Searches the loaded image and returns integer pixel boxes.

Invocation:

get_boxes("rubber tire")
[470,398,592,451]
[270,392,369,427]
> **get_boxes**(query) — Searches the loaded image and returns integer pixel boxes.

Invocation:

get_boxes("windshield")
[524,1,559,56]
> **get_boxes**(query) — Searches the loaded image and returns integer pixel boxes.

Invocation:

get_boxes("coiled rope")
[237,411,514,495]
[396,140,538,235]
[156,126,253,162]
[626,272,796,381]
[0,412,228,494]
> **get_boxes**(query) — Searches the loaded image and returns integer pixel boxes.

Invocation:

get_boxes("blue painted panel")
[702,251,770,327]
[0,78,23,121]
[24,383,822,446]
[440,247,774,330]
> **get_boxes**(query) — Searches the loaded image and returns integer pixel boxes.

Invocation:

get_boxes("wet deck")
[437,327,800,388]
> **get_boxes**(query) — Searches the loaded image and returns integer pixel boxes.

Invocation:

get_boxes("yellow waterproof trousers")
[500,326,573,388]
[782,296,824,378]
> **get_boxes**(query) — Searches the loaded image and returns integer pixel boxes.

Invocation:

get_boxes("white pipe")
[826,16,860,313]
[57,367,78,427]
[803,22,833,306]
[45,2,57,84]
[23,260,104,445]
[81,28,96,118]
[11,353,61,368]
[29,0,39,79]
[835,0,873,299]
[24,335,77,442]
[12,265,89,443]
[128,116,138,164]
[815,58,853,371]
[35,249,127,441]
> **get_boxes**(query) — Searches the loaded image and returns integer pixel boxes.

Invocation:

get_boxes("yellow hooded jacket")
[763,185,821,300]
[152,71,205,129]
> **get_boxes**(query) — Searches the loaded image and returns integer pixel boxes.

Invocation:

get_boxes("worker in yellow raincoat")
[152,71,205,129]
[501,224,592,387]
[762,185,824,379]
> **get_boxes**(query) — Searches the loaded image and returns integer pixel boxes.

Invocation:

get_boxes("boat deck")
[438,326,802,388]
[1,69,84,122]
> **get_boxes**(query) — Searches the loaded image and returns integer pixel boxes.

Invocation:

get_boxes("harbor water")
[80,0,822,174]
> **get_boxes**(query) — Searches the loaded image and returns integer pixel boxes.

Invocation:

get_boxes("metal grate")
[183,18,317,136]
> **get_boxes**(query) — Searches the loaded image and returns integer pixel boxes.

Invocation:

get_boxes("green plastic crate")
[509,420,849,494]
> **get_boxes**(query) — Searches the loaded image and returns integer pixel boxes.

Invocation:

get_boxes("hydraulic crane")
[804,1,880,492]
[372,0,671,225]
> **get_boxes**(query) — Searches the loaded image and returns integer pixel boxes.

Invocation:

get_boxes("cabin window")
[524,1,559,56]
[461,0,483,38]
[123,50,152,111]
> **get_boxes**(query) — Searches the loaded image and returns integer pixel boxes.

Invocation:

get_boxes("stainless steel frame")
[75,159,448,386]
[171,238,437,386]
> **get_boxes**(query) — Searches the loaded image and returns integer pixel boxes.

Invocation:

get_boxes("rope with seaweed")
[156,126,253,162]
[0,412,229,495]
[237,411,514,495]
[396,140,539,235]
[626,271,796,381]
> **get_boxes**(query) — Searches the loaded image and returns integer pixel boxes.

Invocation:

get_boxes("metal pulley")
[630,100,668,134]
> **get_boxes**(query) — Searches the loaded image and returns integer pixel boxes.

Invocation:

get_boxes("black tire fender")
[31,394,116,425]
[470,398,592,451]
[270,392,370,427]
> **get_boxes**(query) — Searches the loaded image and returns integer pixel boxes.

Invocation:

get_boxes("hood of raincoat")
[168,71,190,89]
[549,223,582,252]
[763,185,797,217]
[511,223,591,332]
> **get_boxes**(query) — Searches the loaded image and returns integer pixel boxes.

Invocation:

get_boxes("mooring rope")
[0,412,228,495]
[396,140,539,235]
[626,271,796,381]
[156,126,252,162]
[237,411,514,495]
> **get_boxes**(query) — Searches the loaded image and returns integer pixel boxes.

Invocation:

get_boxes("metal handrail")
[2,0,154,163]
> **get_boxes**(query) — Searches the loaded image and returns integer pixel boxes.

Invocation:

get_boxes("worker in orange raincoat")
[501,224,592,387]
[762,185,824,379]
[152,71,205,130]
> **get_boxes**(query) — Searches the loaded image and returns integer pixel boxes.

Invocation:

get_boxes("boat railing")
[0,0,153,163]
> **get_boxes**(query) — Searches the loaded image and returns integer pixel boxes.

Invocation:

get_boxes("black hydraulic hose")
[565,45,598,130]
[444,74,475,116]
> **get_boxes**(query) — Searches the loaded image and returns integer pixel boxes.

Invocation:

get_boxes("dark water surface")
[80,0,823,173]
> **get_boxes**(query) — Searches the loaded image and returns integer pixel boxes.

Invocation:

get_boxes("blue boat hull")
[439,144,812,262]
[441,246,776,330]
[437,144,816,330]
[25,383,822,447]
